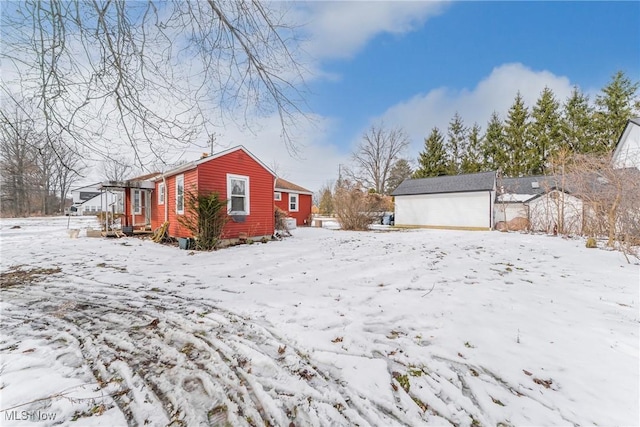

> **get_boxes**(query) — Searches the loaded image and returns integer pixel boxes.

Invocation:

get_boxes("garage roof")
[392,171,496,196]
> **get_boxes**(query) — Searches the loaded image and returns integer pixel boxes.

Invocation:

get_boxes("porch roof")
[99,179,156,191]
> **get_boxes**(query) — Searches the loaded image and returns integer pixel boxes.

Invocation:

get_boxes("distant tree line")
[1,109,85,217]
[341,71,639,199]
[414,71,640,179]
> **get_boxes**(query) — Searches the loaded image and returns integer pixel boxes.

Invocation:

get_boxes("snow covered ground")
[1,216,638,427]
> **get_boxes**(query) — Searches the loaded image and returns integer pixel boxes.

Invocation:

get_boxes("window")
[274,191,281,201]
[227,174,249,215]
[176,175,184,214]
[158,183,165,205]
[289,193,299,212]
[133,189,142,214]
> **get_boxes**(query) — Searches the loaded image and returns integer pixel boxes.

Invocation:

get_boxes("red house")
[112,146,276,240]
[274,178,313,226]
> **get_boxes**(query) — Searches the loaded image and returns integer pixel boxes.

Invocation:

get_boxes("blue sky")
[12,1,635,191]
[228,0,639,191]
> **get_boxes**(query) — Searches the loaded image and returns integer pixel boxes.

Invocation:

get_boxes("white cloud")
[377,63,576,157]
[299,1,447,60]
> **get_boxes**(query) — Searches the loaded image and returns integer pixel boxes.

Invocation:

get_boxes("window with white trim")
[274,191,281,201]
[133,189,142,214]
[289,193,299,212]
[227,174,250,215]
[158,183,165,205]
[176,175,184,214]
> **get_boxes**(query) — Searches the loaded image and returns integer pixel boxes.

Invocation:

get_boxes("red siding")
[151,149,275,239]
[275,192,312,226]
[197,149,274,239]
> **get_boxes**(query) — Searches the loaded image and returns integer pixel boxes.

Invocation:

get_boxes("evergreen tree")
[460,123,484,173]
[561,86,595,153]
[414,127,449,178]
[481,112,508,172]
[445,112,468,174]
[528,87,562,175]
[503,92,530,177]
[594,70,640,153]
[386,158,413,194]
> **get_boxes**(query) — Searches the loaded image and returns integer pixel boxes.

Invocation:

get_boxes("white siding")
[613,122,640,169]
[494,203,528,223]
[527,191,583,234]
[395,191,493,229]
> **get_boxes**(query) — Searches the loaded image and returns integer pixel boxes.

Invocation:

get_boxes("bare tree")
[2,108,86,216]
[101,156,134,183]
[567,153,640,257]
[53,143,86,213]
[350,123,410,194]
[1,1,307,166]
[333,180,387,231]
[0,111,38,216]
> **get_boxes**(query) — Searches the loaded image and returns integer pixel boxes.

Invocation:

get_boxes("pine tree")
[386,159,413,194]
[481,112,508,173]
[594,70,640,153]
[445,112,468,174]
[528,87,562,175]
[414,127,449,178]
[503,92,530,177]
[561,86,595,153]
[460,123,484,173]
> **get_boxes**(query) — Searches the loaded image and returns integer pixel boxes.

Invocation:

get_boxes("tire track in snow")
[2,274,418,426]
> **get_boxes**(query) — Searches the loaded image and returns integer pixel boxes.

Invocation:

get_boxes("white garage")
[392,171,496,230]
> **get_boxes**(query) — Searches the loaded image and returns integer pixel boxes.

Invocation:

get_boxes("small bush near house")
[586,237,597,248]
[178,190,229,250]
[275,206,291,236]
[333,180,387,231]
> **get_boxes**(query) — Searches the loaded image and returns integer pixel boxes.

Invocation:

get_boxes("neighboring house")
[70,183,123,215]
[392,171,496,230]
[495,175,585,234]
[527,188,584,235]
[274,178,313,226]
[494,176,546,225]
[140,146,275,240]
[613,117,640,170]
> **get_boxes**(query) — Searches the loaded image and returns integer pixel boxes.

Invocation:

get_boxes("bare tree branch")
[1,0,308,166]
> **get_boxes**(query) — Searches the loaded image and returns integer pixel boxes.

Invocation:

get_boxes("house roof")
[498,176,548,195]
[156,145,276,180]
[129,172,161,181]
[391,171,496,196]
[275,178,313,195]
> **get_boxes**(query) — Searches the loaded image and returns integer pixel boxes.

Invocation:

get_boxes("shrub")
[275,206,291,236]
[178,190,229,250]
[585,237,597,248]
[333,180,386,231]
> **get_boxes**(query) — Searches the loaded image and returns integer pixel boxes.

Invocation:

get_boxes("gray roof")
[392,171,496,196]
[629,117,640,126]
[498,176,548,195]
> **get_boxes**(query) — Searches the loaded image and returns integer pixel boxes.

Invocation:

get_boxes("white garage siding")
[395,191,494,229]
[494,203,528,223]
